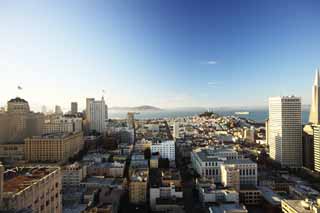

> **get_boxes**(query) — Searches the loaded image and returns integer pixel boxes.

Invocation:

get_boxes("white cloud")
[207,60,217,65]
[207,81,220,87]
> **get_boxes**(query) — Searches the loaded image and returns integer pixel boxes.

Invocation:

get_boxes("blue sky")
[0,0,320,111]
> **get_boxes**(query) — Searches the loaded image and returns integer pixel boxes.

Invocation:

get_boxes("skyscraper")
[86,97,107,133]
[71,102,78,114]
[268,96,302,168]
[55,105,63,115]
[309,69,320,124]
[313,125,320,172]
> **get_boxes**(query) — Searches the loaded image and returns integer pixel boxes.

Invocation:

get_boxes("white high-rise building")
[268,96,302,168]
[173,122,180,140]
[309,69,320,124]
[151,140,175,161]
[86,97,108,133]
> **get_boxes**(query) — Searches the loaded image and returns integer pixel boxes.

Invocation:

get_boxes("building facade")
[62,162,87,189]
[71,102,78,114]
[1,166,62,213]
[151,140,175,161]
[86,97,108,133]
[268,96,302,167]
[42,115,82,134]
[0,97,44,144]
[313,125,320,172]
[24,132,84,163]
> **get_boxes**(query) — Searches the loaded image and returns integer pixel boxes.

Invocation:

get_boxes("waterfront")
[109,109,310,123]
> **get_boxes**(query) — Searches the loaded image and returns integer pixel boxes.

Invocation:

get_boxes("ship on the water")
[235,111,250,115]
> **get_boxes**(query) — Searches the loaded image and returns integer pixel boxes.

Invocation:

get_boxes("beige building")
[24,132,84,163]
[268,96,302,168]
[129,168,148,204]
[0,97,44,144]
[221,164,240,191]
[1,166,62,213]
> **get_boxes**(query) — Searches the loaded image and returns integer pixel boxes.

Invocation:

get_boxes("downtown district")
[1,70,320,213]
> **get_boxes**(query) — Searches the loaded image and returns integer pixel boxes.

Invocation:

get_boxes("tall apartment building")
[42,115,82,134]
[309,69,320,124]
[1,166,62,212]
[86,97,108,133]
[71,102,78,115]
[268,96,302,168]
[151,140,175,161]
[24,132,84,163]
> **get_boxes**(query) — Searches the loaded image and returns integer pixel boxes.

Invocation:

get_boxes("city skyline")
[1,0,320,111]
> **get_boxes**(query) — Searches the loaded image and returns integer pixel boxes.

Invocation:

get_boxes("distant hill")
[109,105,162,111]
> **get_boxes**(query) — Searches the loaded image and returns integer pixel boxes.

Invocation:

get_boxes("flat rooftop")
[27,132,81,140]
[209,203,248,213]
[3,167,58,194]
[225,158,256,165]
[282,200,314,213]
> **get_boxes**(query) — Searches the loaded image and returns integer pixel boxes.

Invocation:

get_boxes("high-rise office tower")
[71,102,78,114]
[309,69,320,124]
[86,97,107,133]
[313,125,320,172]
[268,96,302,168]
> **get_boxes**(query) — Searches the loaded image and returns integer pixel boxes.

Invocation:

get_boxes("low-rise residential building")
[87,162,125,178]
[149,169,183,210]
[129,168,148,204]
[62,162,87,189]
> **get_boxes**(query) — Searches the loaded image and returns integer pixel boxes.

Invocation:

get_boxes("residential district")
[2,70,320,213]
